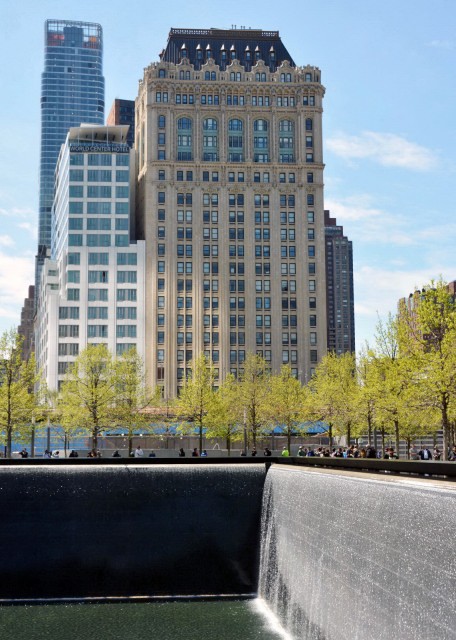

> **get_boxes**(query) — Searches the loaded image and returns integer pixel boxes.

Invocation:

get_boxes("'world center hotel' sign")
[69,142,130,154]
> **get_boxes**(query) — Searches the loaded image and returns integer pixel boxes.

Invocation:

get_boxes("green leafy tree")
[114,348,161,456]
[236,353,270,450]
[355,348,378,448]
[267,365,307,452]
[370,315,416,455]
[309,351,358,448]
[205,374,243,455]
[398,279,456,459]
[0,329,38,457]
[59,344,118,450]
[174,354,217,454]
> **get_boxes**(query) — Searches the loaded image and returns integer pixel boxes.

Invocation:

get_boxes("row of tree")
[1,280,455,458]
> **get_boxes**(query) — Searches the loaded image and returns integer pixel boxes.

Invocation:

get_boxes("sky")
[1,0,455,349]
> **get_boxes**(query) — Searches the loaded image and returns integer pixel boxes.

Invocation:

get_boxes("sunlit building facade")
[35,125,145,390]
[135,28,327,398]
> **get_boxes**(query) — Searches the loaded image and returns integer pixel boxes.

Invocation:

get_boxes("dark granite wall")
[0,464,265,599]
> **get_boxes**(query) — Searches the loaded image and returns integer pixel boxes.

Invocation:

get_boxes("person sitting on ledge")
[281,446,290,457]
[192,448,199,457]
[178,447,185,457]
[149,450,156,458]
[68,450,78,458]
[112,450,121,458]
[264,447,272,456]
[201,449,208,457]
[134,445,144,458]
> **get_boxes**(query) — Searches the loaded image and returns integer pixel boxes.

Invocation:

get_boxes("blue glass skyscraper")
[36,20,105,302]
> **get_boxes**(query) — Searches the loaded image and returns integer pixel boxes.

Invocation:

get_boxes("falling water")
[259,467,456,640]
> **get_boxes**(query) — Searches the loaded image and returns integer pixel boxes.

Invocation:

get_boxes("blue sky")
[1,0,455,349]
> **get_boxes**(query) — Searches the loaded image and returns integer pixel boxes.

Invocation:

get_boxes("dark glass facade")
[36,20,105,303]
[324,210,355,354]
[107,99,135,148]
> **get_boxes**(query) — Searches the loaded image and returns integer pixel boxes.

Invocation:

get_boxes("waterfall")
[259,466,456,640]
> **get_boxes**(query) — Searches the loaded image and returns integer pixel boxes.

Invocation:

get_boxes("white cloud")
[0,206,35,219]
[427,40,453,50]
[17,222,37,238]
[325,195,414,245]
[325,194,456,248]
[355,266,455,318]
[0,251,35,332]
[0,235,14,247]
[326,131,438,171]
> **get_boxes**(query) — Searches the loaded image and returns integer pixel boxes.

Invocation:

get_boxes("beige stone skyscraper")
[135,28,327,398]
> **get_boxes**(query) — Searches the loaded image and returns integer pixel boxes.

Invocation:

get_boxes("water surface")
[0,600,288,640]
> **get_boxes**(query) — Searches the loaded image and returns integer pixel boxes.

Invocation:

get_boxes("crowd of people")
[6,443,456,460]
[279,443,456,460]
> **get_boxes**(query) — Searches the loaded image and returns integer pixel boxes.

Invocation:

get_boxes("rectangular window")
[117,289,137,302]
[116,186,129,199]
[88,288,108,302]
[88,307,108,320]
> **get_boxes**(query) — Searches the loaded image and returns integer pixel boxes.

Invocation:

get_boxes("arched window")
[228,119,243,162]
[279,120,294,163]
[254,119,268,132]
[279,119,294,132]
[203,119,218,161]
[177,118,192,161]
[228,119,243,132]
[178,117,192,130]
[158,69,166,78]
[203,118,218,131]
[253,119,269,163]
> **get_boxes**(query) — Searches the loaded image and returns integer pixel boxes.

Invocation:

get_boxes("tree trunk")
[381,428,385,456]
[394,419,400,458]
[442,395,450,461]
[346,422,351,448]
[128,434,133,457]
[226,434,231,457]
[406,437,411,459]
[328,423,333,450]
[287,427,291,453]
[199,423,203,455]
[367,411,372,447]
[6,425,12,458]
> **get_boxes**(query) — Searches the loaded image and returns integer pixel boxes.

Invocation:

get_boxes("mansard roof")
[161,27,295,70]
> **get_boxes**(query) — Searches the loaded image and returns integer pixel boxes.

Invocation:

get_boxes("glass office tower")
[36,20,105,305]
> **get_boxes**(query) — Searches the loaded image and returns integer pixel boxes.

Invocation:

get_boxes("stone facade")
[135,29,327,397]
